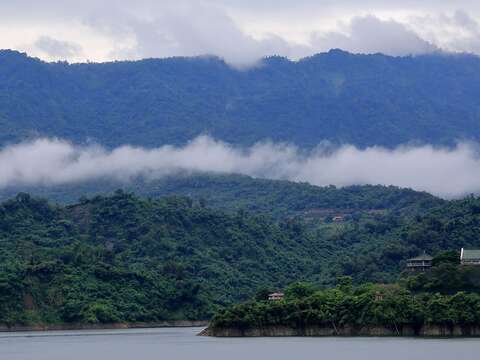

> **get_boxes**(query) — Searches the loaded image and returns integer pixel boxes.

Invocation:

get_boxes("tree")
[432,250,459,267]
[284,282,316,300]
[336,276,353,293]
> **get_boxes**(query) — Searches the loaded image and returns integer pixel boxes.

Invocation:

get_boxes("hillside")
[317,196,480,283]
[209,274,480,337]
[1,49,480,148]
[1,191,480,326]
[0,174,443,219]
[0,192,323,325]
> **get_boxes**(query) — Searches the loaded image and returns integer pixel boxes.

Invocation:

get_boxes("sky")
[2,1,480,67]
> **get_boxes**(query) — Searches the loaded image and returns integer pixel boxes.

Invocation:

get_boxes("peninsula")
[204,257,480,337]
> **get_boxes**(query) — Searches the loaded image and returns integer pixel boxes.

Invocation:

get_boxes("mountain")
[0,192,322,325]
[317,195,480,284]
[3,47,480,327]
[1,49,480,148]
[0,174,443,218]
[1,190,480,326]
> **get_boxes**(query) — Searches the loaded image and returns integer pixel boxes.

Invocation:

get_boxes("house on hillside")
[268,292,284,301]
[460,248,480,266]
[406,253,433,272]
[374,291,384,302]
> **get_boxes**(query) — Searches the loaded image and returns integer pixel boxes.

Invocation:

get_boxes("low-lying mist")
[1,136,478,199]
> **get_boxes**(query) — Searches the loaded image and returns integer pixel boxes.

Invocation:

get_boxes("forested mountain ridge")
[0,192,323,325]
[0,174,443,218]
[1,49,480,148]
[318,195,480,283]
[1,190,480,326]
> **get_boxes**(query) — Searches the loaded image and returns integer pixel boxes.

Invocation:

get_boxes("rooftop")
[461,249,480,260]
[407,254,433,262]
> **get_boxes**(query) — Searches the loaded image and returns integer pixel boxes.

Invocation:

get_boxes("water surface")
[1,327,479,360]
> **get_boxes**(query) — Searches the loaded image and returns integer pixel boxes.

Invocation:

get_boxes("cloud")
[410,10,480,55]
[1,136,480,199]
[34,36,83,60]
[3,1,478,67]
[87,10,438,67]
[85,10,438,67]
[312,15,438,56]
[85,3,306,68]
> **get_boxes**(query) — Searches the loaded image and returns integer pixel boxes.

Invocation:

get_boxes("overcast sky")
[2,0,480,67]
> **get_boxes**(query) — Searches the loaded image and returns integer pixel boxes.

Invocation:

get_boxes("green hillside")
[0,174,443,219]
[0,192,323,325]
[1,189,480,326]
[2,49,480,148]
[211,272,480,335]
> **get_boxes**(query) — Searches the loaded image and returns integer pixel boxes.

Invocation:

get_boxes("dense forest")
[314,195,480,284]
[0,192,324,325]
[211,267,480,334]
[0,174,443,217]
[2,49,480,148]
[1,188,480,326]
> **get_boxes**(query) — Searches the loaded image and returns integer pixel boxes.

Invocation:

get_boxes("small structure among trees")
[374,291,384,302]
[268,292,284,301]
[460,248,480,266]
[406,253,433,272]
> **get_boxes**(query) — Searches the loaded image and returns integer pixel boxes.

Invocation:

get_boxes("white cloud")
[33,36,83,60]
[64,10,440,67]
[311,15,438,55]
[94,4,304,68]
[1,136,480,199]
[1,1,479,67]
[409,10,480,55]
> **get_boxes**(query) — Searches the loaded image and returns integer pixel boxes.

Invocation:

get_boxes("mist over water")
[1,136,480,198]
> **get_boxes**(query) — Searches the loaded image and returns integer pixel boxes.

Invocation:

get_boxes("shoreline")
[0,320,209,333]
[203,324,480,337]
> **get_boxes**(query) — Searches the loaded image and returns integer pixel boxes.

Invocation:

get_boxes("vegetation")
[0,174,443,217]
[313,195,480,284]
[404,252,480,293]
[1,186,480,326]
[2,49,480,148]
[0,191,323,325]
[212,275,480,331]
[3,46,480,328]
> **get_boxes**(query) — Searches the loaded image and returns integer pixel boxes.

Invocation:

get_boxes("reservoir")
[1,327,479,360]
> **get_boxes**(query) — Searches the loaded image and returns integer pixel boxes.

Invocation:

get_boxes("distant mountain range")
[1,49,480,148]
[0,174,442,217]
[4,48,480,327]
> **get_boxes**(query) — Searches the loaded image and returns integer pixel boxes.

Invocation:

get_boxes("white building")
[460,248,480,266]
[268,292,284,301]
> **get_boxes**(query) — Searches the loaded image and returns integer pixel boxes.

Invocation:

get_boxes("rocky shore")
[0,320,208,333]
[202,324,480,337]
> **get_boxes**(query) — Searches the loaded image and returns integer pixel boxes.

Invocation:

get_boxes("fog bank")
[1,136,479,198]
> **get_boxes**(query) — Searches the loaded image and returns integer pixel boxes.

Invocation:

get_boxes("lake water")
[1,327,479,360]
